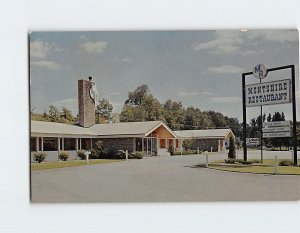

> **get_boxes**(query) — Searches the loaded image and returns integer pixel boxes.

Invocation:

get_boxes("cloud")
[31,60,62,70]
[179,91,199,97]
[210,96,241,103]
[193,30,297,56]
[194,31,244,55]
[80,41,107,53]
[121,57,132,63]
[203,91,213,95]
[207,65,244,74]
[246,30,298,43]
[30,39,62,58]
[51,98,78,115]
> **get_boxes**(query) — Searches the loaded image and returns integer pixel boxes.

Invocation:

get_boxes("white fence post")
[205,151,208,167]
[126,150,128,161]
[274,155,278,175]
[197,147,199,155]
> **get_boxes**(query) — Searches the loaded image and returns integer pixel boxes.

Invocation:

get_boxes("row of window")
[30,137,92,152]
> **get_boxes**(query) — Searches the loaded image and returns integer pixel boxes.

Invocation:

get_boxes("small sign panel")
[245,79,291,107]
[263,121,291,127]
[246,138,259,146]
[253,64,268,79]
[262,126,291,133]
[263,132,291,138]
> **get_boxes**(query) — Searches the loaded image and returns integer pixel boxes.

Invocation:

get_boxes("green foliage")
[228,137,236,159]
[62,107,75,123]
[96,98,113,122]
[31,106,75,124]
[182,139,194,151]
[33,152,47,163]
[116,150,126,159]
[168,144,175,156]
[239,160,253,165]
[77,150,86,160]
[125,84,150,106]
[128,152,144,159]
[279,160,294,166]
[225,159,236,164]
[59,151,70,161]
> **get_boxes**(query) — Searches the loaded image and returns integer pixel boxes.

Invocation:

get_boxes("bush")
[77,150,86,160]
[250,159,261,164]
[128,152,144,159]
[33,152,47,163]
[240,160,253,165]
[168,144,175,156]
[89,149,98,159]
[115,150,126,159]
[228,137,236,159]
[59,151,70,161]
[279,160,293,166]
[225,159,236,164]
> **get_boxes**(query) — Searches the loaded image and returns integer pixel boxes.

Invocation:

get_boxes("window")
[30,137,36,151]
[43,137,58,151]
[160,139,166,148]
[64,138,76,150]
[81,138,91,150]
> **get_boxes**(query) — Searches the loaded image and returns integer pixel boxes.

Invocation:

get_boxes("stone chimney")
[78,77,98,127]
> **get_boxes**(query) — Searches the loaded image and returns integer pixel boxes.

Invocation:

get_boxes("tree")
[48,105,60,122]
[62,107,75,123]
[163,99,185,130]
[228,137,236,159]
[125,84,150,106]
[96,98,113,122]
[182,139,194,151]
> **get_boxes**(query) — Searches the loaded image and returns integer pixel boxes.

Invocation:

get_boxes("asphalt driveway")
[31,153,300,202]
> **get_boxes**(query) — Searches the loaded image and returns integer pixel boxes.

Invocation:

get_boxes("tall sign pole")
[291,65,297,165]
[242,64,297,165]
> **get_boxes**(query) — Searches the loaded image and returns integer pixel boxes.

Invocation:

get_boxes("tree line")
[30,84,300,148]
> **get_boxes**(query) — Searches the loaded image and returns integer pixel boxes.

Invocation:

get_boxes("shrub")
[225,159,236,164]
[59,151,70,161]
[279,160,293,166]
[228,137,236,159]
[168,144,175,156]
[89,149,98,159]
[128,152,144,159]
[250,159,261,164]
[115,150,126,159]
[240,160,253,165]
[77,150,86,160]
[33,152,47,163]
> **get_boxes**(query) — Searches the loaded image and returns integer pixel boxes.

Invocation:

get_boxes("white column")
[150,138,152,156]
[36,137,39,151]
[146,138,148,156]
[142,137,144,153]
[58,137,61,152]
[41,137,44,151]
[90,138,93,150]
[79,138,82,150]
[76,138,79,151]
[62,138,64,150]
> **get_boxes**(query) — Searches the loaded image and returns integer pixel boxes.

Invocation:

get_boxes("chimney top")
[88,76,93,82]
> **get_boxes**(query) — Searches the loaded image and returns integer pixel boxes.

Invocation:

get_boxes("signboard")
[262,126,291,133]
[263,121,291,127]
[262,120,292,138]
[263,132,291,138]
[253,64,268,79]
[245,79,291,107]
[246,138,259,146]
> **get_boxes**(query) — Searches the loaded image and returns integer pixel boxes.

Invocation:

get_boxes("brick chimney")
[78,77,97,127]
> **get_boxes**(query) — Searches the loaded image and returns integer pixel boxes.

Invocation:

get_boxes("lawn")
[206,159,300,175]
[31,159,121,170]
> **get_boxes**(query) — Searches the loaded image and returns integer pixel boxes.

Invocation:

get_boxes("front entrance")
[135,137,157,156]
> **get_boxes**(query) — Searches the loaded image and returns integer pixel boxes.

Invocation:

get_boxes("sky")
[29,30,299,122]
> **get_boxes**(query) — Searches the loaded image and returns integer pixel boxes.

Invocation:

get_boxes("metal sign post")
[242,65,297,165]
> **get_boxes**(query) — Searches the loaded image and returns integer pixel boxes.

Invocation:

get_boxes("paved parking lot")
[31,151,300,202]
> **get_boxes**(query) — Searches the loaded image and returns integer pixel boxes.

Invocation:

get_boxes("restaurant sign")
[245,79,291,107]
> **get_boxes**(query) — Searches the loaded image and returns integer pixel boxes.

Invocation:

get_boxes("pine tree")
[228,137,236,159]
